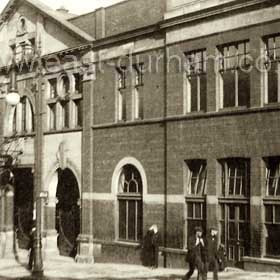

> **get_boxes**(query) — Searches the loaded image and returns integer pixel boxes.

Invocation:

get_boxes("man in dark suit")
[205,227,219,280]
[183,226,206,280]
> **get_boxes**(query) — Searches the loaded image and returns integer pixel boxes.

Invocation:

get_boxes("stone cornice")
[91,24,160,50]
[160,0,275,30]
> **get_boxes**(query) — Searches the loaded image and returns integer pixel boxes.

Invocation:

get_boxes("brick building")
[0,0,280,272]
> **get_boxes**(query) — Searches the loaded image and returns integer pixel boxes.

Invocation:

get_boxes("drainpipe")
[163,34,168,268]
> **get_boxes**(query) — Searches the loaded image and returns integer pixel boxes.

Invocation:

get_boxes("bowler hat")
[210,226,218,231]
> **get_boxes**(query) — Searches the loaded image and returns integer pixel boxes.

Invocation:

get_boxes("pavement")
[0,257,280,280]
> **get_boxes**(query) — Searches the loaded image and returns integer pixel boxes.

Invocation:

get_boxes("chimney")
[56,6,69,14]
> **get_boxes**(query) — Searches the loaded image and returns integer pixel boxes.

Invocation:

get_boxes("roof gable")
[0,0,94,42]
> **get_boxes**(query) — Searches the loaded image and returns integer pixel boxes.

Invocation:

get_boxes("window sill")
[263,103,280,109]
[5,132,35,138]
[45,127,82,135]
[218,106,248,113]
[114,240,140,248]
[183,110,205,116]
[219,197,250,203]
[263,198,280,204]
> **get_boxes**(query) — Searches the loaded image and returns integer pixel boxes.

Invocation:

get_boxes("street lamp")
[5,59,45,278]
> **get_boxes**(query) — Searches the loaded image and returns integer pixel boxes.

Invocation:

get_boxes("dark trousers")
[205,256,219,280]
[184,257,206,280]
[28,248,34,270]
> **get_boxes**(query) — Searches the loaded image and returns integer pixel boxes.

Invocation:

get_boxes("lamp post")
[5,57,45,277]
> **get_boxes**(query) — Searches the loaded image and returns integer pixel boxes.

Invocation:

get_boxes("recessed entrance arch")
[55,168,80,257]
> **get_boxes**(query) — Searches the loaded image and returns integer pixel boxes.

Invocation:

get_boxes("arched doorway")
[55,168,80,257]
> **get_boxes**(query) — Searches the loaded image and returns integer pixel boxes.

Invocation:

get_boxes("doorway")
[220,203,250,267]
[55,168,80,257]
[13,168,34,250]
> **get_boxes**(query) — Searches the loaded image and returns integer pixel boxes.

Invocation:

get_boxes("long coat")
[206,235,218,259]
[186,235,207,263]
[141,230,160,267]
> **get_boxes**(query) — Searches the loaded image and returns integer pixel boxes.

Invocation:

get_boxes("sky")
[0,0,125,15]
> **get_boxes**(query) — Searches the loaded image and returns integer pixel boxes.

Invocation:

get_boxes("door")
[220,203,250,267]
[13,168,34,249]
[55,168,80,257]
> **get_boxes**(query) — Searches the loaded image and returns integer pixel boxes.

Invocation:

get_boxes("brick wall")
[166,20,280,115]
[69,0,165,39]
[93,48,165,124]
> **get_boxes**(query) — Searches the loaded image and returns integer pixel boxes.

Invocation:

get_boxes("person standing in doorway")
[205,227,219,280]
[183,226,206,280]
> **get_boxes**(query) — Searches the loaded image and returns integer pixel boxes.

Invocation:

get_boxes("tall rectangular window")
[133,64,144,120]
[185,49,207,113]
[264,35,280,104]
[220,158,250,197]
[74,73,83,94]
[116,67,127,121]
[49,104,56,130]
[21,97,27,132]
[61,101,70,128]
[185,159,207,246]
[74,99,83,127]
[218,41,250,108]
[263,157,280,257]
[49,78,57,99]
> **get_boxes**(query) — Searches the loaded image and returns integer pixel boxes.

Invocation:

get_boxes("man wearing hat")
[183,226,206,280]
[205,227,219,280]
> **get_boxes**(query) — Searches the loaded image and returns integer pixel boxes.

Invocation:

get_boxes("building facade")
[0,0,280,272]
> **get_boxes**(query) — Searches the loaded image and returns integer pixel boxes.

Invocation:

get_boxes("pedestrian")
[141,224,160,269]
[28,222,36,270]
[205,227,219,280]
[183,226,206,280]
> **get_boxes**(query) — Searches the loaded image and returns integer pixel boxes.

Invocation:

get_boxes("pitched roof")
[0,0,95,42]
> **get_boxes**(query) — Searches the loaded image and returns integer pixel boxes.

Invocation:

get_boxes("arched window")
[11,96,34,134]
[118,164,143,242]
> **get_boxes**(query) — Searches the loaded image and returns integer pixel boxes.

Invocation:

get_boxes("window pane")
[190,177,197,194]
[220,204,225,220]
[265,205,273,223]
[275,206,280,223]
[267,62,278,103]
[228,178,235,195]
[239,223,247,241]
[189,76,198,112]
[128,200,136,240]
[223,70,235,107]
[266,224,280,256]
[229,205,235,220]
[74,73,83,93]
[238,70,250,107]
[200,74,207,111]
[49,104,56,130]
[137,201,142,241]
[75,99,83,127]
[62,102,70,128]
[239,205,246,221]
[187,203,193,218]
[235,178,242,195]
[275,36,280,59]
[195,203,202,219]
[220,221,225,244]
[119,200,127,239]
[128,181,137,193]
[229,222,236,239]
